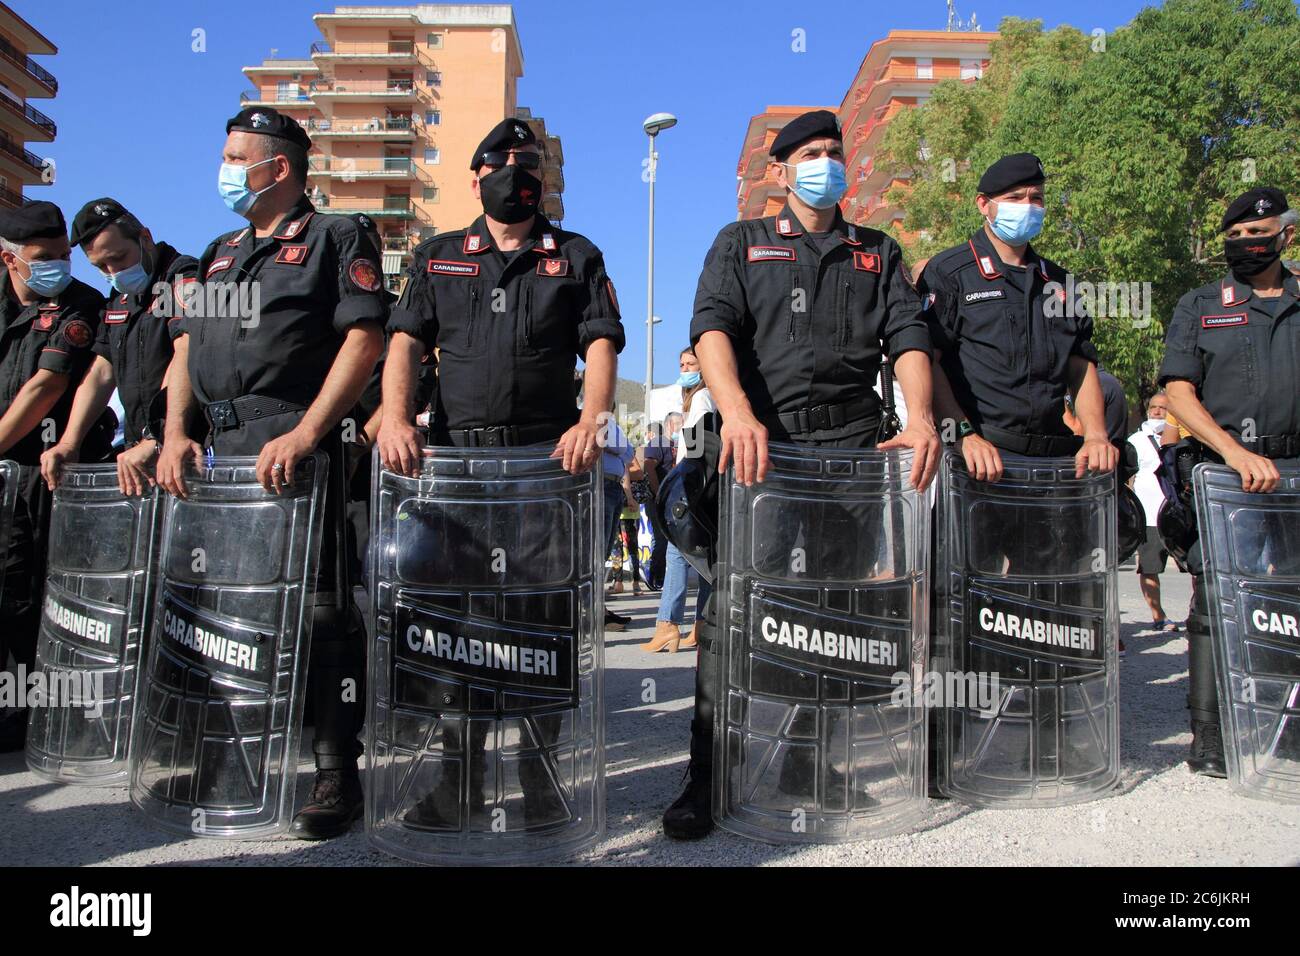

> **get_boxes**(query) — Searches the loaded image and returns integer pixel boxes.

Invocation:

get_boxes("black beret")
[1221,187,1289,232]
[71,197,132,247]
[0,200,66,243]
[225,106,311,151]
[470,117,537,171]
[770,110,842,161]
[977,153,1046,196]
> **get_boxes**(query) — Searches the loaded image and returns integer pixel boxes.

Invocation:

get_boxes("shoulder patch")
[1201,313,1247,329]
[63,319,94,349]
[748,246,797,263]
[853,251,881,273]
[206,256,234,278]
[537,258,570,277]
[275,244,310,265]
[348,258,383,292]
[606,279,620,314]
[427,259,479,277]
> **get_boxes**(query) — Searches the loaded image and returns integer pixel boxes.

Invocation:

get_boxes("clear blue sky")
[24,0,1153,387]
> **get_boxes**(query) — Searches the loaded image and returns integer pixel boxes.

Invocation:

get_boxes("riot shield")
[935,453,1119,807]
[1194,462,1300,802]
[367,447,604,864]
[714,445,929,843]
[129,455,326,838]
[0,460,17,598]
[25,465,158,785]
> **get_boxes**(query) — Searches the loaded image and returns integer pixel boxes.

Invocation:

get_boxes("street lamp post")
[643,112,677,426]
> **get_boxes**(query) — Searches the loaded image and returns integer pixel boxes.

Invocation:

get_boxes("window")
[423,186,439,203]
[426,33,442,48]
[425,110,441,126]
[424,148,440,165]
[915,57,933,79]
[426,71,442,87]
[960,59,983,80]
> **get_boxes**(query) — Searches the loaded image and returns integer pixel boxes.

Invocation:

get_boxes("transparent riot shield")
[935,453,1119,807]
[714,446,928,843]
[1194,462,1300,802]
[0,460,17,597]
[25,465,159,785]
[129,456,326,838]
[367,448,604,864]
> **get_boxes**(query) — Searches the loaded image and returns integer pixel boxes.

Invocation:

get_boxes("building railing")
[0,34,57,93]
[306,116,414,134]
[0,182,25,207]
[0,93,55,136]
[0,135,46,173]
[309,157,414,174]
[311,40,416,56]
[241,89,313,104]
[310,79,414,95]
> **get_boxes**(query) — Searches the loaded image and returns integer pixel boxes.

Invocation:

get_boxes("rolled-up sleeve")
[166,259,200,342]
[1158,291,1203,386]
[576,250,625,356]
[40,311,98,376]
[917,260,958,354]
[689,225,747,344]
[880,239,932,360]
[331,221,387,334]
[386,253,437,349]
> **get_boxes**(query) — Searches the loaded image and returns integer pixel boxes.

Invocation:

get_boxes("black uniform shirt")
[1158,272,1300,442]
[386,213,625,430]
[92,242,197,445]
[689,203,930,442]
[0,273,104,465]
[188,195,387,411]
[919,228,1098,439]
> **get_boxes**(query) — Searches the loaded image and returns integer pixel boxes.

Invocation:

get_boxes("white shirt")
[1127,421,1168,526]
[677,388,717,465]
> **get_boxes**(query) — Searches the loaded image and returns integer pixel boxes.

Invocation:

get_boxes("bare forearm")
[694,330,752,421]
[164,336,197,443]
[298,324,383,446]
[1069,359,1108,440]
[58,356,117,450]
[381,332,422,426]
[892,350,934,428]
[929,354,970,430]
[0,372,69,454]
[580,338,617,424]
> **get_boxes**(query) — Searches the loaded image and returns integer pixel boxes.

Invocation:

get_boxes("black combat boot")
[1187,719,1227,778]
[0,710,28,754]
[290,767,363,840]
[663,720,713,840]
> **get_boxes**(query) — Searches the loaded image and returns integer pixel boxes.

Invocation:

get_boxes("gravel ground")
[3,565,1297,867]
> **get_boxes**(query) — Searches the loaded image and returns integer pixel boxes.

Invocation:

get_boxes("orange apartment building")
[735,30,995,231]
[241,4,564,288]
[0,2,57,209]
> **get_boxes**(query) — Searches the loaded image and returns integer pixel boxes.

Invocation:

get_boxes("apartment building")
[0,2,57,209]
[240,4,564,286]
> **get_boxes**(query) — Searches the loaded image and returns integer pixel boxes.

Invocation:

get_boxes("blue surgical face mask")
[105,241,152,295]
[988,201,1045,245]
[218,157,277,216]
[16,254,72,297]
[783,157,848,210]
[676,370,701,389]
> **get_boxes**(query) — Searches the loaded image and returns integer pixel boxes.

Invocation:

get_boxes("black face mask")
[478,165,542,224]
[1224,231,1283,279]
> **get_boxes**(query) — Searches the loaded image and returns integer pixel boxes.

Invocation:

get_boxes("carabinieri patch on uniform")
[63,320,93,348]
[853,252,881,273]
[536,259,570,277]
[748,246,797,263]
[35,307,57,331]
[206,257,234,277]
[427,259,480,277]
[1202,313,1247,328]
[104,310,130,325]
[275,245,309,265]
[349,258,382,292]
[964,289,1005,303]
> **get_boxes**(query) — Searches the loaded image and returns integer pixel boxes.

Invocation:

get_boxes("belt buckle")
[808,404,832,432]
[480,427,502,448]
[208,400,236,429]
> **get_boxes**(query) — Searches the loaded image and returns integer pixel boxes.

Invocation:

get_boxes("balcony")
[316,196,428,222]
[310,40,418,65]
[0,34,57,96]
[0,182,25,208]
[309,78,416,103]
[542,164,564,193]
[240,88,314,106]
[0,93,56,141]
[0,136,48,179]
[306,116,415,139]
[308,156,416,179]
[542,194,564,222]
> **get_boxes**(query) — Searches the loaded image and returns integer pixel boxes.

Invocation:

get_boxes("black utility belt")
[979,425,1082,458]
[433,420,571,448]
[204,395,305,431]
[1249,433,1300,460]
[765,398,878,436]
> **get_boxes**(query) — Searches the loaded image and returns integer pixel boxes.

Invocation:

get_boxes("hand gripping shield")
[935,454,1119,806]
[129,456,327,837]
[713,446,929,843]
[25,465,159,784]
[1194,462,1300,802]
[367,448,604,864]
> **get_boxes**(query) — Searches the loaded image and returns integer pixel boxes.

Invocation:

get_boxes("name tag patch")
[104,310,130,325]
[853,252,881,273]
[964,289,1006,304]
[748,246,797,263]
[536,258,570,277]
[1202,313,1247,328]
[274,244,309,265]
[427,260,480,277]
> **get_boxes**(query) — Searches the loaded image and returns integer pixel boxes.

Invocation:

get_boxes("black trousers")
[0,466,49,677]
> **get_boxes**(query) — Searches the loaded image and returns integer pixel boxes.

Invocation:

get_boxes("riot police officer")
[670,109,941,839]
[155,107,385,837]
[0,201,107,752]
[1158,187,1298,776]
[917,153,1118,479]
[39,198,197,496]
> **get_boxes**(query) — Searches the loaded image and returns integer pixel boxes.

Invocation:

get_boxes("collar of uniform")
[968,228,1044,281]
[272,196,317,241]
[830,209,862,247]
[1219,276,1250,308]
[462,214,557,257]
[529,214,560,256]
[462,215,493,255]
[773,203,804,239]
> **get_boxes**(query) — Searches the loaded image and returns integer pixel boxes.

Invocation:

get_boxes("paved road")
[3,567,1297,866]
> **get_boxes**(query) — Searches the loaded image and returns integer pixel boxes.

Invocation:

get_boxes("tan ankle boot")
[679,622,699,650]
[641,621,681,653]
